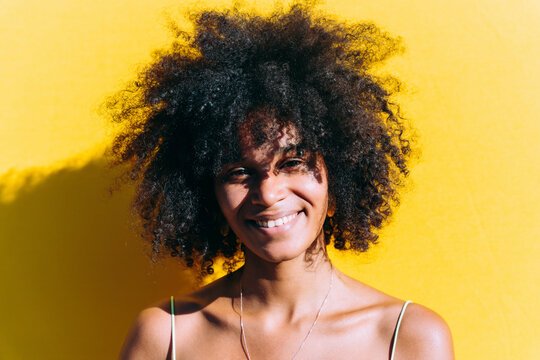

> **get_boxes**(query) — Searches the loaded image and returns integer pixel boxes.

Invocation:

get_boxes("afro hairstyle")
[106,2,412,275]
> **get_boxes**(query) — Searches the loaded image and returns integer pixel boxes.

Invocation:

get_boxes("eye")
[280,158,304,170]
[221,167,252,183]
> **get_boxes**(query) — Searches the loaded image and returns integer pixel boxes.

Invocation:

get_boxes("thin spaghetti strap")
[390,300,412,360]
[170,296,176,360]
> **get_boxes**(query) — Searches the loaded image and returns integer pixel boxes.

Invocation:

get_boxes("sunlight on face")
[215,123,329,263]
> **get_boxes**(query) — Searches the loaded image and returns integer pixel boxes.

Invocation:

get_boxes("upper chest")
[175,306,397,360]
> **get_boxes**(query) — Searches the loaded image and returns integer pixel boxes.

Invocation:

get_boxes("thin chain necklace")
[239,266,334,360]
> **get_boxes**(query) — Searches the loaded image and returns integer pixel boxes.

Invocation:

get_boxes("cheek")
[215,184,248,216]
[295,175,328,212]
[304,178,328,195]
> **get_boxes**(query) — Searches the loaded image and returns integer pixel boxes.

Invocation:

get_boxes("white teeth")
[255,213,298,228]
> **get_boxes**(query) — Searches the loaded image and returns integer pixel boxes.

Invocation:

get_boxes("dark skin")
[119,127,454,360]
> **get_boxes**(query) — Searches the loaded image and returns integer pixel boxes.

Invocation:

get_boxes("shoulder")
[332,272,453,358]
[118,297,203,360]
[118,301,173,360]
[392,302,454,360]
[118,274,238,359]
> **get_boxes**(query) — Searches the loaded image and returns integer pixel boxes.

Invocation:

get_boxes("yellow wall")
[1,0,538,358]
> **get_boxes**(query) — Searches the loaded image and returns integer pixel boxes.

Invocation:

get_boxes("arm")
[118,307,172,360]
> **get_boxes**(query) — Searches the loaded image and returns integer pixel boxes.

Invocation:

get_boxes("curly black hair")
[105,2,411,275]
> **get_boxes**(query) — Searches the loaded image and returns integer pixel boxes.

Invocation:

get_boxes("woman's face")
[214,127,329,264]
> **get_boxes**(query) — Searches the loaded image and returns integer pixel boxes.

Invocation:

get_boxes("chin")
[247,240,318,264]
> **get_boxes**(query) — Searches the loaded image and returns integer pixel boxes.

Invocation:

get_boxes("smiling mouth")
[254,212,299,228]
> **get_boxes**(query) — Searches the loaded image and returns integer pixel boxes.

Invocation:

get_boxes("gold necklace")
[239,267,334,360]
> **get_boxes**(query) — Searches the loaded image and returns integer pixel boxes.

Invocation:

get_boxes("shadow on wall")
[0,158,197,360]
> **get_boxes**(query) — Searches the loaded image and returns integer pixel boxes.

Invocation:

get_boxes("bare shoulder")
[118,300,173,360]
[333,271,453,359]
[393,302,454,359]
[119,273,238,360]
[118,296,204,360]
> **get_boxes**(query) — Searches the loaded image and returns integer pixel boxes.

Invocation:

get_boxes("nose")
[250,174,286,207]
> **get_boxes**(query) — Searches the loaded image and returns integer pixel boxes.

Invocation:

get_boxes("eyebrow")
[280,144,304,155]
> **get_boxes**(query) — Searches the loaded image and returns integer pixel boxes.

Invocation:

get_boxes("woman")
[110,3,454,359]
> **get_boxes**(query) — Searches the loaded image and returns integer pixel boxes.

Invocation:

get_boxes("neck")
[239,248,333,316]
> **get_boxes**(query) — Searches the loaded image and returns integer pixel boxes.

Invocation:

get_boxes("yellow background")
[1,0,538,358]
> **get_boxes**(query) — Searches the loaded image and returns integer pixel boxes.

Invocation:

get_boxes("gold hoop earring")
[327,195,336,218]
[220,223,230,237]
